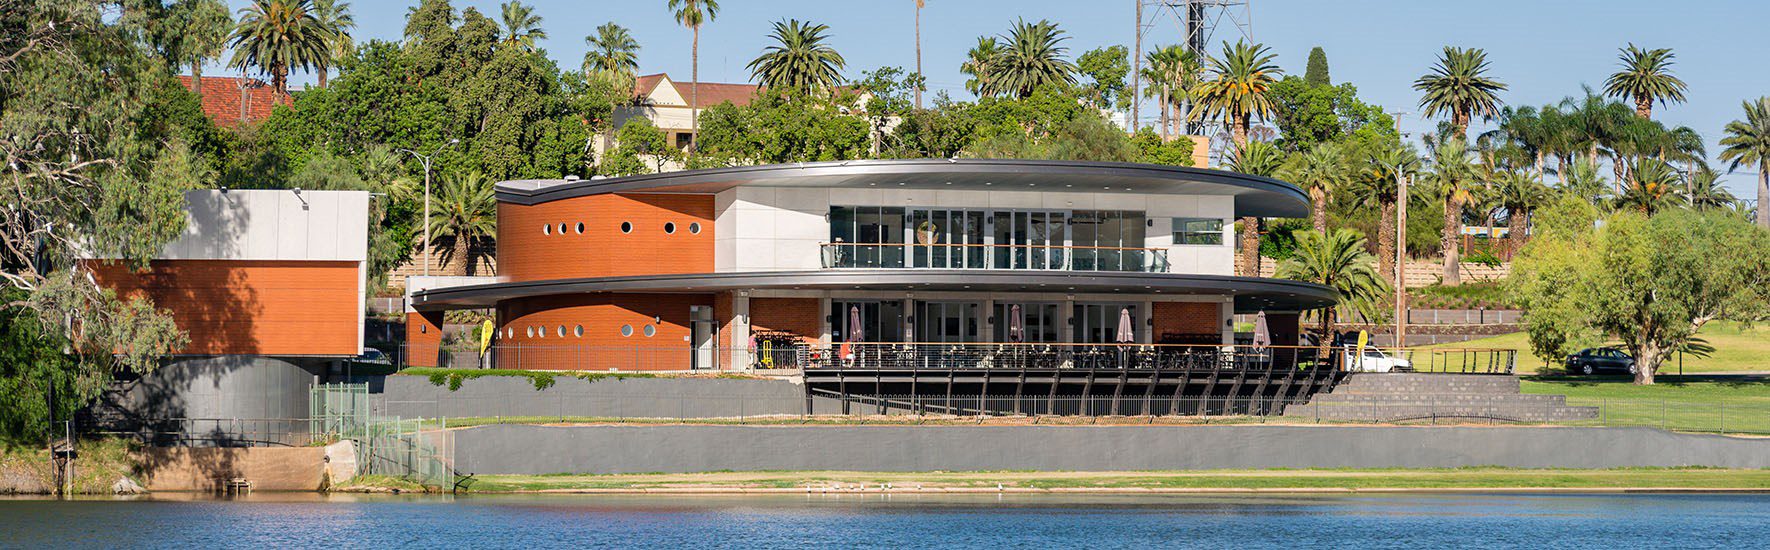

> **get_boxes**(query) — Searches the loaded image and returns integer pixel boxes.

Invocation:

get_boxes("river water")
[1,493,1764,548]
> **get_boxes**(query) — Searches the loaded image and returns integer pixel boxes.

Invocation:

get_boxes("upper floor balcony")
[820,242,1171,273]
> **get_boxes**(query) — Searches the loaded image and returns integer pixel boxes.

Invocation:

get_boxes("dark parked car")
[1566,347,1637,375]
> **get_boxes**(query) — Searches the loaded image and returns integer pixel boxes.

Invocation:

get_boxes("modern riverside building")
[408,159,1337,379]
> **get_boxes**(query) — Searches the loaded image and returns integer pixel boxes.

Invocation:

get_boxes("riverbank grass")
[1423,321,1770,373]
[1523,377,1770,433]
[464,468,1770,493]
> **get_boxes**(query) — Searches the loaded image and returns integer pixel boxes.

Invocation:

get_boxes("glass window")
[994,302,1060,343]
[832,300,905,343]
[643,325,656,337]
[1073,303,1140,344]
[1174,218,1225,245]
[915,301,980,343]
[620,324,634,337]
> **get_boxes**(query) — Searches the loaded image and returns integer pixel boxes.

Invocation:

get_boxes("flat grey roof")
[500,159,1310,218]
[410,270,1338,313]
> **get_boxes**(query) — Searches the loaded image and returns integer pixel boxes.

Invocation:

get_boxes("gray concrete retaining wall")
[452,424,1770,474]
[94,356,324,422]
[378,376,807,419]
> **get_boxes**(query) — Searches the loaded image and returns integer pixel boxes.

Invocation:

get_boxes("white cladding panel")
[712,187,1235,275]
[137,189,369,262]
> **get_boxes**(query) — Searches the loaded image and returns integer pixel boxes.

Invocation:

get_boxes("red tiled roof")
[178,75,293,127]
[633,73,760,108]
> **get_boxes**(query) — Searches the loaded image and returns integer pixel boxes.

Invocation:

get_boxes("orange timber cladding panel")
[497,293,712,371]
[87,260,360,356]
[497,193,714,281]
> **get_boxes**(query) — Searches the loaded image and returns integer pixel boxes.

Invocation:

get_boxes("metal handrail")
[819,242,1171,272]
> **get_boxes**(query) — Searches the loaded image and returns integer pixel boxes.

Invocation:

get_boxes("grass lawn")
[459,468,1770,492]
[1522,377,1770,434]
[1420,321,1770,374]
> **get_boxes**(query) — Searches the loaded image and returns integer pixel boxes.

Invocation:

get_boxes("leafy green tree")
[1603,44,1687,120]
[229,0,329,98]
[427,171,498,275]
[668,0,719,153]
[498,1,546,53]
[311,0,354,88]
[984,19,1076,99]
[1075,45,1129,110]
[1511,209,1770,384]
[1413,46,1506,138]
[1718,97,1770,228]
[695,89,870,165]
[1276,229,1389,338]
[884,93,975,159]
[855,66,920,154]
[959,36,1001,97]
[1267,76,1395,153]
[1191,40,1281,148]
[1128,129,1195,167]
[151,0,233,99]
[1304,46,1329,86]
[2,0,209,440]
[747,19,846,95]
[604,117,672,175]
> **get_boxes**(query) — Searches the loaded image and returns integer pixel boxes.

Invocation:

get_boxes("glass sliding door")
[1073,303,1140,343]
[832,300,904,343]
[910,209,985,269]
[829,206,904,268]
[991,210,1068,270]
[993,302,1060,343]
[914,301,980,342]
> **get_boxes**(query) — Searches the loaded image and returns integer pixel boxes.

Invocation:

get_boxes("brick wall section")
[497,193,713,282]
[495,293,712,371]
[88,259,359,356]
[1152,302,1221,344]
[405,311,446,367]
[749,298,821,342]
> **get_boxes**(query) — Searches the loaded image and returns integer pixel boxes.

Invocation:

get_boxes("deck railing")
[819,242,1171,272]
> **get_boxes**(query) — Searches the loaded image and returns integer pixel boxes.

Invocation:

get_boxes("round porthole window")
[558,223,567,235]
[689,222,701,234]
[542,224,551,235]
[620,324,634,337]
[573,325,584,337]
[575,222,585,234]
[642,325,656,337]
[620,221,633,233]
[525,326,534,338]
[664,222,676,234]
[556,325,566,337]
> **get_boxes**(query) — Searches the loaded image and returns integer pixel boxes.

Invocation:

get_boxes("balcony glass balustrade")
[820,242,1171,273]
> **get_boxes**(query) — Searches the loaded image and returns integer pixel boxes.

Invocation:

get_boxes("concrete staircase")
[1284,373,1598,423]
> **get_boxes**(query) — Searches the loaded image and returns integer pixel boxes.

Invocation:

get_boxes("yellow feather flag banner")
[480,320,495,354]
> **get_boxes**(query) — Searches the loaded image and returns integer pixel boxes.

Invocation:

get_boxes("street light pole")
[398,139,459,277]
[1389,111,1410,350]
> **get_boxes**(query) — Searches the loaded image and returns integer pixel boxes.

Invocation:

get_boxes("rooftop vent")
[563,174,580,182]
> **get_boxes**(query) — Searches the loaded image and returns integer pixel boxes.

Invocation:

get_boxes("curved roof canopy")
[411,270,1338,314]
[499,159,1309,218]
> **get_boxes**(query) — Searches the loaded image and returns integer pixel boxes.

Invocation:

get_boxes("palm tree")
[311,0,353,88]
[1425,137,1484,285]
[1490,170,1550,255]
[1614,158,1685,215]
[1413,46,1507,138]
[913,0,924,109]
[1351,140,1422,283]
[1685,166,1737,211]
[1555,156,1611,207]
[1719,97,1770,228]
[1227,141,1283,277]
[228,0,328,99]
[428,172,498,276]
[746,19,846,95]
[584,23,640,84]
[1281,142,1347,234]
[1190,40,1281,148]
[498,1,546,52]
[169,0,233,99]
[985,19,1076,98]
[1276,229,1389,341]
[1141,45,1193,141]
[668,0,719,155]
[1558,88,1634,167]
[1604,44,1687,120]
[960,36,1001,97]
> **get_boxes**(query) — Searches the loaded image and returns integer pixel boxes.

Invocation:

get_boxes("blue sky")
[232,0,1769,196]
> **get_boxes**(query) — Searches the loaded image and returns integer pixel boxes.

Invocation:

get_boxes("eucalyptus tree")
[668,0,719,153]
[985,18,1076,98]
[1413,46,1506,138]
[163,0,233,98]
[228,0,328,98]
[1227,140,1284,276]
[747,19,847,95]
[1276,229,1389,340]
[1424,136,1484,285]
[1279,142,1348,234]
[959,36,1001,96]
[1603,44,1687,120]
[1190,40,1281,148]
[311,0,353,88]
[1719,97,1770,227]
[498,1,546,52]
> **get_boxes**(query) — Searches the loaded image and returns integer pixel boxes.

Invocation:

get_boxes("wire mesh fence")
[310,383,457,489]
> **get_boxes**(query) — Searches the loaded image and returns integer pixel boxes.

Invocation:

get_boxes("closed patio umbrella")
[1252,311,1271,348]
[1115,307,1135,343]
[840,305,863,365]
[1008,304,1024,343]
